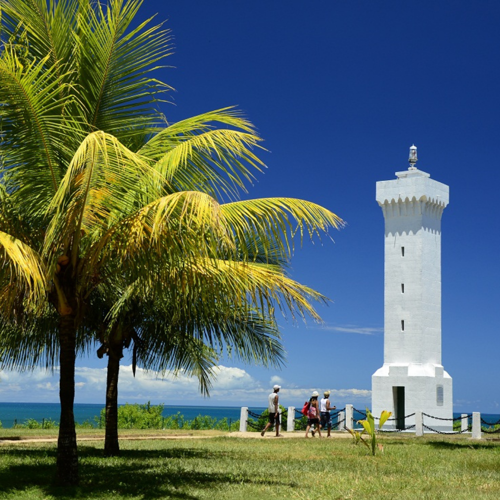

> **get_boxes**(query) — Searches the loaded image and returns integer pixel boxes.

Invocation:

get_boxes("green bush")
[161,412,239,431]
[96,403,240,431]
[20,418,60,429]
[97,402,164,429]
[43,419,59,429]
[75,419,96,429]
[25,419,41,429]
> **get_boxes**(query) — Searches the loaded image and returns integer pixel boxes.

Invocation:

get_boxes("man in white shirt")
[319,390,336,437]
[261,385,282,437]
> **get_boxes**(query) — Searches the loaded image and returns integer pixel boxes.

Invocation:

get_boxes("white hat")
[273,384,281,390]
[324,390,331,397]
[312,390,319,397]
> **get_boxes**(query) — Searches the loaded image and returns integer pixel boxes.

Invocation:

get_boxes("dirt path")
[0,431,352,445]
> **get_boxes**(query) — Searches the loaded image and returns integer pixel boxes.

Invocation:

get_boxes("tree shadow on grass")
[0,445,292,499]
[426,440,498,451]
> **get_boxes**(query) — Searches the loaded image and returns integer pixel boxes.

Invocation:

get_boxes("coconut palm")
[0,0,343,486]
[0,0,171,484]
[96,254,287,456]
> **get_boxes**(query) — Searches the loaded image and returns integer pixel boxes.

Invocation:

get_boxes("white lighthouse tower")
[372,146,453,431]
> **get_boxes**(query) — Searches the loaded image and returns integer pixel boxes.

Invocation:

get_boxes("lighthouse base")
[372,363,453,432]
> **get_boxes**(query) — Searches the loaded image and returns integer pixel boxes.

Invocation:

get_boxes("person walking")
[305,391,321,438]
[319,390,337,437]
[261,385,282,437]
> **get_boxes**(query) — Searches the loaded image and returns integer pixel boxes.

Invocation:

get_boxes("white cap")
[312,390,319,397]
[273,384,281,390]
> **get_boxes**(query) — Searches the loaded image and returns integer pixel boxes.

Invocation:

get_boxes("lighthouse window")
[401,320,404,331]
[436,385,444,406]
[401,246,405,257]
[401,283,405,293]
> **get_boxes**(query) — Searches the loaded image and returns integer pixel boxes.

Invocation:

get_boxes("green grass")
[0,432,499,499]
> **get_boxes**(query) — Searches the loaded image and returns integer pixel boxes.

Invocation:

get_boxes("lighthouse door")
[393,386,405,430]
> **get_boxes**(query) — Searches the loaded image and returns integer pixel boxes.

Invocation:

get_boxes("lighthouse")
[371,146,453,431]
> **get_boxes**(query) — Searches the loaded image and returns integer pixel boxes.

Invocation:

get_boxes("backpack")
[301,401,310,416]
[308,404,317,419]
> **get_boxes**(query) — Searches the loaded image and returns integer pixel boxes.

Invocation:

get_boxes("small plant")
[25,419,41,429]
[358,408,392,456]
[42,419,59,429]
[347,427,365,445]
[75,419,95,429]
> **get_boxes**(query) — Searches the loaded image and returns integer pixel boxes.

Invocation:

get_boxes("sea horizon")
[0,402,499,429]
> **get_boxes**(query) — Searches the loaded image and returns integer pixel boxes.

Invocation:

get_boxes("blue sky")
[1,1,499,413]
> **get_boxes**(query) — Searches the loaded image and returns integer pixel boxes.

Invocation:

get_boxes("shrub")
[42,419,59,429]
[25,419,41,429]
[75,419,96,429]
[96,403,240,431]
[98,402,165,429]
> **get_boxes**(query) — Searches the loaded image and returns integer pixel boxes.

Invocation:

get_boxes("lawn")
[0,431,499,499]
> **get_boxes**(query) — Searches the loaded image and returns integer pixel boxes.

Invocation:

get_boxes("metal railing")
[239,405,498,439]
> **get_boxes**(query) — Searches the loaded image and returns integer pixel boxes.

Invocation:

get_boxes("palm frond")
[0,230,46,307]
[140,108,265,200]
[221,197,344,261]
[75,0,172,141]
[83,190,234,276]
[0,44,77,207]
[43,130,158,267]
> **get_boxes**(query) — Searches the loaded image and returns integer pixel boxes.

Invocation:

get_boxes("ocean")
[0,402,258,428]
[0,402,499,429]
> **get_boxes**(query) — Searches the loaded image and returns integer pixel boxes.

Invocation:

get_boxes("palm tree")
[0,0,343,486]
[95,107,338,454]
[0,0,171,485]
[98,251,289,456]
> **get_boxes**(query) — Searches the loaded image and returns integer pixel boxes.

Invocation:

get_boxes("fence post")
[287,407,295,432]
[239,407,248,432]
[338,411,345,431]
[461,413,468,433]
[415,411,423,437]
[345,404,353,431]
[472,412,481,439]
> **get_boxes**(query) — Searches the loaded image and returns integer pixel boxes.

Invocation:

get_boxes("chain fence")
[379,424,416,433]
[353,407,415,422]
[420,413,472,435]
[244,407,498,436]
[480,416,500,434]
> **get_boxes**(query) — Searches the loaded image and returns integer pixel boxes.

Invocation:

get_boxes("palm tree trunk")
[104,336,122,456]
[56,314,78,486]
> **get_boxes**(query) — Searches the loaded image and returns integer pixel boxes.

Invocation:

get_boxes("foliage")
[95,403,239,431]
[75,419,97,430]
[29,418,59,429]
[294,414,309,431]
[10,418,59,430]
[357,408,392,455]
[0,0,342,483]
[98,402,164,430]
[347,427,365,445]
[162,413,239,431]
